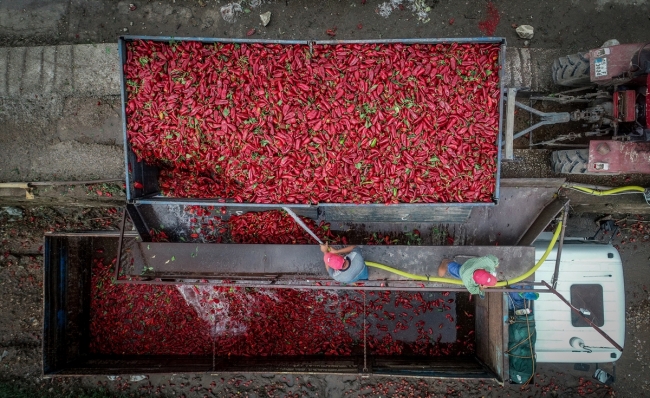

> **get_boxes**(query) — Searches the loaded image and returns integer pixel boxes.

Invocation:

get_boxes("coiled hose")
[365,221,563,286]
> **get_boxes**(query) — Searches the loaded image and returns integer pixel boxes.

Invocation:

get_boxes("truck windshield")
[570,284,604,327]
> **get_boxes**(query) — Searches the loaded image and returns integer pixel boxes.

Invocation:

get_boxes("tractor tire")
[551,149,590,174]
[552,52,591,87]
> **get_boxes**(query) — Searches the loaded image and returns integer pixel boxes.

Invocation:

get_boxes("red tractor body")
[551,43,650,174]
[588,140,650,174]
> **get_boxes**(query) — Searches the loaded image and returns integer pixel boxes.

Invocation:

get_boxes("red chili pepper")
[125,41,500,204]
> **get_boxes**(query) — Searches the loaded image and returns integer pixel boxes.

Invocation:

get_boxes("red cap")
[473,269,497,286]
[324,253,345,270]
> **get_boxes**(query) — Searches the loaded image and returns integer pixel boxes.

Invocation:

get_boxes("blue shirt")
[459,255,499,297]
[327,248,366,283]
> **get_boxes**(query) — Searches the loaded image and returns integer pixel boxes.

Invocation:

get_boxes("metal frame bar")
[504,88,517,160]
[118,36,505,207]
[122,35,505,45]
[47,357,495,378]
[111,274,549,292]
[125,204,150,241]
[114,208,128,282]
[516,197,569,246]
[118,38,131,201]
[45,231,140,238]
[551,204,569,289]
[494,42,506,203]
[135,197,493,208]
[511,102,571,140]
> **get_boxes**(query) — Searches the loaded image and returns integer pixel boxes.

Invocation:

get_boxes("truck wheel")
[552,53,591,87]
[551,149,589,174]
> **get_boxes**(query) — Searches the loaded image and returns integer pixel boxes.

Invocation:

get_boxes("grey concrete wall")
[0,44,119,97]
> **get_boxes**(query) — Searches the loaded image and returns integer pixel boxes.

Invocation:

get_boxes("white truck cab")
[532,233,625,363]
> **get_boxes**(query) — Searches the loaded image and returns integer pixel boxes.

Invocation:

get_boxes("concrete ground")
[2,0,650,185]
[1,0,650,397]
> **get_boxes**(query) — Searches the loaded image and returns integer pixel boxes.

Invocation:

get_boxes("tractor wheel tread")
[552,52,591,87]
[551,149,589,174]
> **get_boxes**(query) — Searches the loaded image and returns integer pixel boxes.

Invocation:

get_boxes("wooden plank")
[475,292,507,383]
[474,291,490,374]
[563,189,650,215]
[0,188,28,197]
[500,178,565,188]
[487,292,505,382]
[501,294,510,383]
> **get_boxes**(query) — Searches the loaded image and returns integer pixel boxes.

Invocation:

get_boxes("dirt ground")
[2,0,650,396]
[1,203,649,397]
[1,0,649,53]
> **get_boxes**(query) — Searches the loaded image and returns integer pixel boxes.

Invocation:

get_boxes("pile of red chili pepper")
[125,40,500,204]
[90,256,213,355]
[90,259,474,357]
[92,209,473,357]
[163,207,423,247]
[229,209,339,244]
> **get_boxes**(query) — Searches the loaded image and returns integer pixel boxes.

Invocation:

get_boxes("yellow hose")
[365,221,563,287]
[495,220,562,287]
[567,185,646,195]
[365,261,465,284]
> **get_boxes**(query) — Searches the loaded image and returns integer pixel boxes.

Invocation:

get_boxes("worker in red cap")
[320,243,368,284]
[437,255,499,297]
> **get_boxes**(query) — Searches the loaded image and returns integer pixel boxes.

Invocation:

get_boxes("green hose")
[365,221,563,286]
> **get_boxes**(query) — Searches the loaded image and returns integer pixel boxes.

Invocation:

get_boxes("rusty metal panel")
[516,197,568,246]
[589,44,641,83]
[473,292,507,383]
[615,90,636,122]
[125,243,534,284]
[465,181,563,246]
[319,205,473,223]
[587,140,650,174]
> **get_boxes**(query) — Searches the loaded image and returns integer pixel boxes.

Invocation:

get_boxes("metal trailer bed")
[118,36,507,236]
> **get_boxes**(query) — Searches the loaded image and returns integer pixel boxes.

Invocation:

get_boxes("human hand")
[320,243,329,253]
